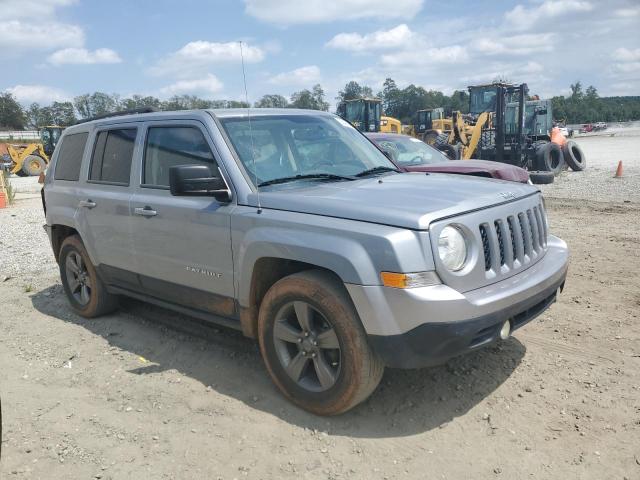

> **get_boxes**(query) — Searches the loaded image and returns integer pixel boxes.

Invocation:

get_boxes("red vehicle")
[366,133,531,184]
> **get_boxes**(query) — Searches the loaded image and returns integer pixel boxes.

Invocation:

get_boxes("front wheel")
[22,155,46,176]
[258,270,384,415]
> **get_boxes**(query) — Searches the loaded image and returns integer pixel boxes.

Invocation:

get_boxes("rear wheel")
[258,270,383,415]
[59,235,118,317]
[22,155,46,176]
[433,132,449,149]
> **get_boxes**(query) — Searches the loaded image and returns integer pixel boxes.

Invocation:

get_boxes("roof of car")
[61,108,335,135]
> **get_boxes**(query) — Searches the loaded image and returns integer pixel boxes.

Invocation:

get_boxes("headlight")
[438,225,467,271]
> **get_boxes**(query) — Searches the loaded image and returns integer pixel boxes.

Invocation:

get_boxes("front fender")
[236,226,378,307]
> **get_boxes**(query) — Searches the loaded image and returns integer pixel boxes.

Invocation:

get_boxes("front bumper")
[346,235,568,368]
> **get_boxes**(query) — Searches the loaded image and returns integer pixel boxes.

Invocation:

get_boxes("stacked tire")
[562,140,586,171]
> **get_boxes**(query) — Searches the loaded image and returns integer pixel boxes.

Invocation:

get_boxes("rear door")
[129,120,236,318]
[75,125,139,288]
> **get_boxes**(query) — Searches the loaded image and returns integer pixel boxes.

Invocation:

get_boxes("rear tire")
[535,142,565,176]
[529,170,555,184]
[562,140,586,171]
[258,270,384,416]
[22,155,46,176]
[59,235,118,318]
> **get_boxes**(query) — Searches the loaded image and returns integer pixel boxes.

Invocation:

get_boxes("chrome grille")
[479,202,548,277]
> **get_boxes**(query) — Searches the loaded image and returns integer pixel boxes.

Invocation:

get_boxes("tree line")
[1,79,639,130]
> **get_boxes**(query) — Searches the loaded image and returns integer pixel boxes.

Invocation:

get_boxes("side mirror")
[169,165,232,203]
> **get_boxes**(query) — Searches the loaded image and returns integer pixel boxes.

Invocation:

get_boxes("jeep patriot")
[42,108,569,415]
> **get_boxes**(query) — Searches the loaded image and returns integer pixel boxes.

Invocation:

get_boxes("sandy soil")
[1,194,639,480]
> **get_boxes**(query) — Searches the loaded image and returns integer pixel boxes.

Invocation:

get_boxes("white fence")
[0,130,40,141]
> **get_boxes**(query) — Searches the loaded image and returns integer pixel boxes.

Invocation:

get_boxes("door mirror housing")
[169,165,232,202]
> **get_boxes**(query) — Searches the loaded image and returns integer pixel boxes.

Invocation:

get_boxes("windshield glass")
[373,136,449,166]
[469,87,497,114]
[220,114,397,187]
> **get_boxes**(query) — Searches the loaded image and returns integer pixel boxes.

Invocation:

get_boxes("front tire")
[59,235,118,317]
[258,270,383,415]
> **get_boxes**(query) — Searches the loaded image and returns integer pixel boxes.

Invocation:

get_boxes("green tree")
[254,94,289,108]
[290,84,329,111]
[0,92,26,129]
[336,81,374,103]
[570,81,583,101]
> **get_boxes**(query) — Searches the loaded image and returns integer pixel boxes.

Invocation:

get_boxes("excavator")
[336,98,402,134]
[0,126,63,176]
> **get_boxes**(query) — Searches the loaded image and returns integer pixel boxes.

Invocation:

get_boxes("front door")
[129,121,236,319]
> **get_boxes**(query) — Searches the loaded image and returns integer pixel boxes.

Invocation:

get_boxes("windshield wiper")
[258,173,355,187]
[354,166,400,177]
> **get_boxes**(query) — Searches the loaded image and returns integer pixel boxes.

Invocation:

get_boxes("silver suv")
[42,109,569,415]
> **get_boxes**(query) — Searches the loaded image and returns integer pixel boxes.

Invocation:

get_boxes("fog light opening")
[499,320,511,340]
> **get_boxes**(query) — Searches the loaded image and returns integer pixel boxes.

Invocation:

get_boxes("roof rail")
[74,106,160,125]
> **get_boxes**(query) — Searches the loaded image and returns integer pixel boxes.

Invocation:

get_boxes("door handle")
[78,199,96,209]
[134,206,158,217]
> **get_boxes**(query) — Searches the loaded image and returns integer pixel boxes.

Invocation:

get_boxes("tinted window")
[54,132,88,181]
[90,129,136,184]
[143,127,215,187]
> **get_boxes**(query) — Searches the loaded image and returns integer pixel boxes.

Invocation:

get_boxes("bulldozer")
[0,126,63,176]
[336,98,402,134]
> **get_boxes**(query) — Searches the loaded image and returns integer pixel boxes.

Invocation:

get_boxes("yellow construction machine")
[0,126,63,176]
[336,98,402,134]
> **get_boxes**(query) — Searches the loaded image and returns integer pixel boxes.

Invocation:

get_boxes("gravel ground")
[1,193,639,478]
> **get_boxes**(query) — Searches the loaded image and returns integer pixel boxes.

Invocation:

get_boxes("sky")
[1,0,639,110]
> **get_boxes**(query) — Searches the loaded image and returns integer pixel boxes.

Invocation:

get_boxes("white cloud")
[1,0,77,19]
[268,65,321,86]
[473,34,556,56]
[381,45,468,68]
[47,48,122,66]
[505,0,593,30]
[326,24,415,52]
[158,74,224,97]
[244,0,423,24]
[613,47,640,62]
[150,41,264,77]
[4,84,70,104]
[613,5,640,17]
[0,20,83,52]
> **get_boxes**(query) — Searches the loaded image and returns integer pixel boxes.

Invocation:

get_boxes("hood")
[250,172,539,230]
[404,160,530,183]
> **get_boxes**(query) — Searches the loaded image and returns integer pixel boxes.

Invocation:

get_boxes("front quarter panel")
[232,207,436,308]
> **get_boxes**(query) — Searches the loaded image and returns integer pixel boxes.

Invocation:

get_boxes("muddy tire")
[59,235,118,318]
[258,270,384,416]
[422,131,439,145]
[433,132,449,148]
[535,142,564,176]
[22,155,46,176]
[562,140,586,171]
[529,170,555,185]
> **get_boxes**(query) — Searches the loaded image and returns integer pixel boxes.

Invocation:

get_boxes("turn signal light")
[380,271,441,289]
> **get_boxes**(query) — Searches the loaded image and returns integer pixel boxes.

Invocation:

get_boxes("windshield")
[220,114,397,187]
[469,87,498,114]
[373,136,449,166]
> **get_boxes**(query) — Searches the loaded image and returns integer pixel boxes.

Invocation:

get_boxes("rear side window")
[90,129,137,185]
[143,126,215,187]
[54,132,89,181]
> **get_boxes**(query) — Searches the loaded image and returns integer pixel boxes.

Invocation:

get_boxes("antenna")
[239,41,261,214]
